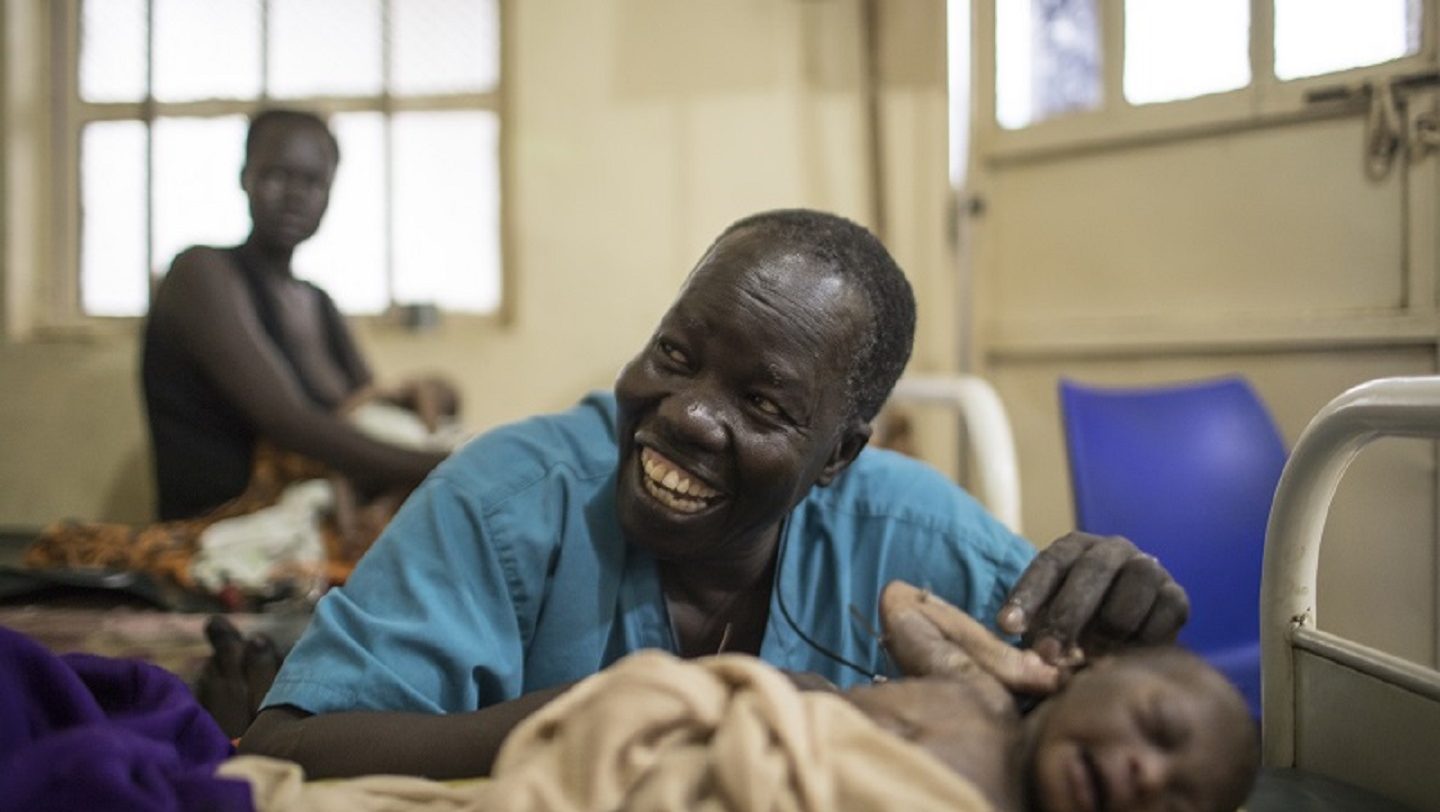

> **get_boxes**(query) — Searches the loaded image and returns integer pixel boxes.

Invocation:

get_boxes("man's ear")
[817,420,872,487]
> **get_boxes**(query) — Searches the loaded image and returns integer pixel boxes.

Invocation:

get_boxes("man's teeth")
[641,449,719,513]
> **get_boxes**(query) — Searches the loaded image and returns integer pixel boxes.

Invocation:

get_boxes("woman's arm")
[155,249,446,491]
[240,683,574,780]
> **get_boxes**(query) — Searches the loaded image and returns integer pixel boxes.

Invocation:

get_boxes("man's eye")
[749,394,782,416]
[657,339,688,366]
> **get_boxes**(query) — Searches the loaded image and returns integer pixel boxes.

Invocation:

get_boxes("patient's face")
[1028,650,1256,812]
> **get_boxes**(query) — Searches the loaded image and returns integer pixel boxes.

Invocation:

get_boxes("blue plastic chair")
[1058,376,1287,716]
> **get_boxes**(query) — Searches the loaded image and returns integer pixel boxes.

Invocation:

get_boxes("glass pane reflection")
[1124,0,1250,105]
[295,113,389,315]
[152,0,260,102]
[996,0,1102,130]
[391,0,501,95]
[1274,0,1420,81]
[80,0,147,103]
[81,121,149,316]
[150,116,250,279]
[391,111,501,313]
[270,0,383,98]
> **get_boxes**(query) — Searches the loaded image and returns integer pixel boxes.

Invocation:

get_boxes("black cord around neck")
[772,523,885,683]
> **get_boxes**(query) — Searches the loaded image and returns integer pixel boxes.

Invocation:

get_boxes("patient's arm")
[239,684,574,780]
[156,248,447,493]
[880,581,1062,699]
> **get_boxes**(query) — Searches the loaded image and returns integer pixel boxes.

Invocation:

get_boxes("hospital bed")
[888,374,1022,534]
[1259,376,1440,811]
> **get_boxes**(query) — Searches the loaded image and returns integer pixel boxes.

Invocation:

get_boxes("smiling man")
[242,209,1189,779]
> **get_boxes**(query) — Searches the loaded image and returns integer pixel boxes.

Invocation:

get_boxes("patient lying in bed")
[220,580,1258,812]
[848,581,1259,812]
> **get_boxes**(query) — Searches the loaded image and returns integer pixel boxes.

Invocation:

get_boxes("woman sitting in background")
[22,110,460,604]
[142,107,455,521]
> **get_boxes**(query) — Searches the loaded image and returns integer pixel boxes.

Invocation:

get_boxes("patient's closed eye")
[1140,695,1188,750]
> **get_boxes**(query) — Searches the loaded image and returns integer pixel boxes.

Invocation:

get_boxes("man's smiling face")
[613,227,871,563]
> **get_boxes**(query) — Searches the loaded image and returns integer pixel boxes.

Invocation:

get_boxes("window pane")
[151,116,250,279]
[152,0,260,102]
[996,0,1102,130]
[391,111,501,313]
[1124,0,1250,105]
[80,0,147,103]
[949,0,971,186]
[270,0,383,98]
[390,0,501,95]
[81,122,149,316]
[295,113,389,314]
[1275,0,1420,81]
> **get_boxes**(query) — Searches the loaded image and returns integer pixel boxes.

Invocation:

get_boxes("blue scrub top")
[264,392,1035,715]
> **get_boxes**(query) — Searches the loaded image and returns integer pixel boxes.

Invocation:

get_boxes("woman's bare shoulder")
[153,246,246,314]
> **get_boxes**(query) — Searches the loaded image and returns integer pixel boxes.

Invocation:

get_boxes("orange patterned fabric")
[23,444,405,596]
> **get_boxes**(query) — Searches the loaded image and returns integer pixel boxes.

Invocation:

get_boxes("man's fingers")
[998,533,1093,635]
[1135,581,1190,645]
[1026,536,1135,654]
[1081,554,1163,654]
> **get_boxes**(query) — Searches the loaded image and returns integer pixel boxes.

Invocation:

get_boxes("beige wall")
[0,0,955,527]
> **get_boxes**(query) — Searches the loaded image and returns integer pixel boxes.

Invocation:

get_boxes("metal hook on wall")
[1364,80,1404,181]
[1307,69,1440,182]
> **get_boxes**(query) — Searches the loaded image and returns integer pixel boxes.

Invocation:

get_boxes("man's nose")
[660,386,727,451]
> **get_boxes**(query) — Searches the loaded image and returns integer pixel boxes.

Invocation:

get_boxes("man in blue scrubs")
[242,210,1188,779]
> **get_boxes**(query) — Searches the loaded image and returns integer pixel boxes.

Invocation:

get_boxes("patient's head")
[844,646,1257,812]
[1027,647,1258,812]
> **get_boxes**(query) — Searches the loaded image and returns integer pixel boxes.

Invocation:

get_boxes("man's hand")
[997,532,1189,665]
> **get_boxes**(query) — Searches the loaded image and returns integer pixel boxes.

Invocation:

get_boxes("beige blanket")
[222,651,993,812]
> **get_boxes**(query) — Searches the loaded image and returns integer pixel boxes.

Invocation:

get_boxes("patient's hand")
[880,581,1063,697]
[387,375,461,432]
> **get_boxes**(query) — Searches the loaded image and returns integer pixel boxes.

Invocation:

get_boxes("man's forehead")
[684,243,856,310]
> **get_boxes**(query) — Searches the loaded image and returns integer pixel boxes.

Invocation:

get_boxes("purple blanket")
[0,624,251,812]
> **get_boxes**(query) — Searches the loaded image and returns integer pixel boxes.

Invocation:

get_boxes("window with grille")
[993,0,1424,132]
[69,0,502,318]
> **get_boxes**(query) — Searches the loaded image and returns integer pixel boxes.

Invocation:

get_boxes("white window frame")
[10,0,510,337]
[973,0,1439,164]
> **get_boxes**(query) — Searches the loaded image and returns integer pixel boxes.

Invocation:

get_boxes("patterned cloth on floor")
[0,624,251,812]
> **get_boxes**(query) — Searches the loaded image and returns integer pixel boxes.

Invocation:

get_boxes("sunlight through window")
[71,0,503,318]
[1274,0,1419,81]
[996,0,1102,130]
[1124,0,1249,105]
